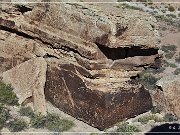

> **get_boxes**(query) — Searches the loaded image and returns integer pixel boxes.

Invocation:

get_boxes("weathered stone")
[156,75,180,118]
[0,1,160,130]
[0,30,36,74]
[2,57,47,115]
[0,2,160,68]
[45,60,152,130]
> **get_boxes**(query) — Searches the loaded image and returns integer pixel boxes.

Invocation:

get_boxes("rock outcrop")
[0,1,161,129]
[156,75,180,118]
[2,58,47,115]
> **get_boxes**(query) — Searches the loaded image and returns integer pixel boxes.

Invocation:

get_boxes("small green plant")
[161,45,177,53]
[164,114,178,122]
[168,6,175,12]
[0,81,19,106]
[165,52,174,59]
[7,118,28,132]
[151,105,163,114]
[120,3,143,11]
[19,106,34,118]
[166,14,176,18]
[138,114,164,124]
[174,68,180,75]
[116,122,140,135]
[139,72,158,90]
[161,45,177,59]
[169,63,177,68]
[155,15,174,24]
[0,104,10,130]
[45,113,74,132]
[151,67,166,74]
[30,113,74,131]
[30,114,46,129]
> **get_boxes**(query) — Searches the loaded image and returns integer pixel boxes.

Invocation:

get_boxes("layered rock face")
[0,2,160,129]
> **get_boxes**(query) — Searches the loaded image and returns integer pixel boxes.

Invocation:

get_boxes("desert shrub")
[30,114,46,129]
[0,104,10,130]
[116,122,140,135]
[164,114,178,122]
[165,52,174,59]
[161,45,177,59]
[121,3,142,11]
[19,106,34,118]
[45,113,74,132]
[138,115,164,124]
[178,13,180,17]
[139,72,158,90]
[174,68,180,75]
[0,81,19,106]
[30,113,74,131]
[151,67,166,74]
[166,14,176,18]
[168,6,175,12]
[169,63,177,68]
[151,105,163,114]
[161,45,177,53]
[7,118,28,132]
[155,15,174,24]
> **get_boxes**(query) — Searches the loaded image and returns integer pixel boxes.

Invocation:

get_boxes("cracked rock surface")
[0,1,161,130]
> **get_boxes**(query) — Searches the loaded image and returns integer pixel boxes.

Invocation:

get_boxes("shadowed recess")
[0,25,34,39]
[96,43,158,60]
[16,5,32,14]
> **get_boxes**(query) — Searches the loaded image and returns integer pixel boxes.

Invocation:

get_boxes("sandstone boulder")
[156,75,180,118]
[2,57,47,115]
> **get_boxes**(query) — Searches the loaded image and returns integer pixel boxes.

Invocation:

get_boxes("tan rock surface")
[2,57,47,115]
[156,75,180,118]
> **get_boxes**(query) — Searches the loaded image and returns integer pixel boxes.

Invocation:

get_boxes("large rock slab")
[156,75,180,118]
[2,57,47,115]
[45,59,153,130]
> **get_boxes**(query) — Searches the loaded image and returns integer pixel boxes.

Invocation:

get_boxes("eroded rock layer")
[0,1,160,129]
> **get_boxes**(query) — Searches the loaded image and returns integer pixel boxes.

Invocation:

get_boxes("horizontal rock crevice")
[96,42,158,60]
